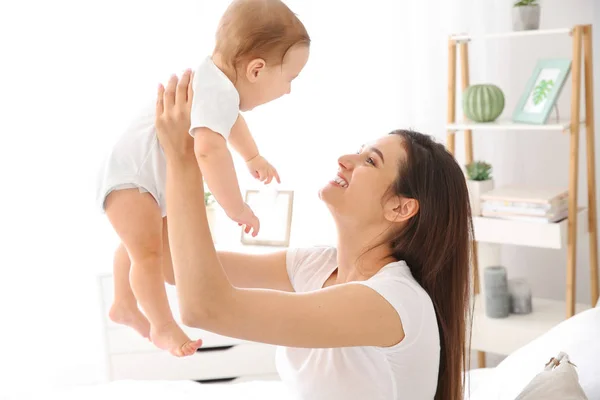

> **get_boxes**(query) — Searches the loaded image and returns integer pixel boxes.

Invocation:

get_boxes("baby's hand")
[228,203,260,237]
[246,155,281,185]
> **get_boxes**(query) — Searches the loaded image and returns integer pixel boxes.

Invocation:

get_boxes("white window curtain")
[0,0,466,394]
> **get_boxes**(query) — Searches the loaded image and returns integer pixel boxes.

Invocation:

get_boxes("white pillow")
[514,352,587,400]
[470,307,600,400]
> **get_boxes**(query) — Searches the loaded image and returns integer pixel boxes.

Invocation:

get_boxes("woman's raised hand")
[155,69,195,158]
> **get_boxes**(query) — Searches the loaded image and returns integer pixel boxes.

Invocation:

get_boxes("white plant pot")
[467,179,494,216]
[512,5,540,31]
[206,206,217,243]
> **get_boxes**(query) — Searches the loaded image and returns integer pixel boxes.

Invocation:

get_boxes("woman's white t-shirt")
[275,246,440,400]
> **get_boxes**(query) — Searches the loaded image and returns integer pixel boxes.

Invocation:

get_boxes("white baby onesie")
[96,56,240,216]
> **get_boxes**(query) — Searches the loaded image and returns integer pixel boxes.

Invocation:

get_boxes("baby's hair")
[214,0,310,75]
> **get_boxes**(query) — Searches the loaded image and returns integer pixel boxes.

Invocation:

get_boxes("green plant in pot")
[204,190,218,242]
[204,191,215,207]
[463,84,505,123]
[512,0,540,31]
[465,161,494,216]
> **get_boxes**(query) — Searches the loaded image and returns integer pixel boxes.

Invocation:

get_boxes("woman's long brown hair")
[388,130,473,400]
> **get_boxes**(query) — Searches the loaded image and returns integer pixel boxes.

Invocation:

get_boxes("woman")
[154,70,473,400]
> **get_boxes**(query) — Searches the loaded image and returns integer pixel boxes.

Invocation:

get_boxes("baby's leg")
[109,242,150,338]
[105,189,201,357]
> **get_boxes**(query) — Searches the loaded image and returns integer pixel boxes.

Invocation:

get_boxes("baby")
[96,0,310,357]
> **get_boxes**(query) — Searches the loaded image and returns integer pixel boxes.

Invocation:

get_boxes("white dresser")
[97,244,282,383]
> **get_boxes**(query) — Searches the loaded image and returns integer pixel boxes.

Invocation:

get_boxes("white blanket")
[2,380,291,400]
[2,369,495,400]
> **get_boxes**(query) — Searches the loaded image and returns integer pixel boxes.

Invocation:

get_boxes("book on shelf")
[480,185,568,223]
[481,208,568,223]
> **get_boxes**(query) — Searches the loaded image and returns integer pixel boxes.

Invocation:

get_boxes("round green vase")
[463,84,505,122]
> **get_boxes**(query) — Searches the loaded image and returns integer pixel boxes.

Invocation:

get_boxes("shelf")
[448,23,599,365]
[473,208,588,249]
[451,28,572,42]
[446,119,581,132]
[471,295,590,355]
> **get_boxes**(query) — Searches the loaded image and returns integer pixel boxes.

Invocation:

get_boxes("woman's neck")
[334,226,396,284]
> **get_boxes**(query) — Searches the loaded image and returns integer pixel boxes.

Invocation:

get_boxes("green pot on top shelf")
[463,84,505,123]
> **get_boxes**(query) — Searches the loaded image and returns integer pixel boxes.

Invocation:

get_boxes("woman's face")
[319,134,407,225]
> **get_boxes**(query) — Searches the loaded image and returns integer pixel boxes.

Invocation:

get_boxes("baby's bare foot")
[150,321,203,357]
[109,302,151,339]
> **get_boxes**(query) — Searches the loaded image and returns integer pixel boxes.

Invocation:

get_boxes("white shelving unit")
[473,208,588,249]
[446,25,599,365]
[446,119,580,133]
[451,27,572,42]
[471,295,590,355]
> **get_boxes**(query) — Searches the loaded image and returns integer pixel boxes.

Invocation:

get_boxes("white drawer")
[196,373,281,384]
[107,324,242,354]
[109,343,277,381]
[231,374,280,384]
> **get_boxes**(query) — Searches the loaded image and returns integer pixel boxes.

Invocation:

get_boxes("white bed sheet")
[2,369,495,400]
[2,380,291,400]
[464,368,496,399]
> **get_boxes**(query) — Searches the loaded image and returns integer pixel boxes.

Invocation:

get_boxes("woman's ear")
[245,58,266,83]
[384,196,419,223]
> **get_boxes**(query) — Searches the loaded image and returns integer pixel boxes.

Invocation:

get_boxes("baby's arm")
[229,115,280,184]
[193,128,259,234]
[193,129,243,215]
[228,114,259,162]
[187,65,260,234]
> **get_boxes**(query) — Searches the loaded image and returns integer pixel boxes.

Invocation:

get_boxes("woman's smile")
[330,172,349,188]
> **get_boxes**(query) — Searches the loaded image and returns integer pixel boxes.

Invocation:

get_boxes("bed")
[0,370,496,400]
[465,304,600,400]
[4,302,598,400]
[7,281,596,400]
[1,380,290,400]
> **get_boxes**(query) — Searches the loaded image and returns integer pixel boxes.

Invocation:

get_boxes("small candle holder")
[508,278,533,314]
[484,266,510,318]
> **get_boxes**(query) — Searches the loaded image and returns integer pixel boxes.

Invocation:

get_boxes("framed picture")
[512,59,571,124]
[240,189,294,247]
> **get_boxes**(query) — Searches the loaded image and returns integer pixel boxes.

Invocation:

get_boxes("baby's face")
[239,44,309,111]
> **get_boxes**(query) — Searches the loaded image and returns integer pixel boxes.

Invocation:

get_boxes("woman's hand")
[155,70,195,159]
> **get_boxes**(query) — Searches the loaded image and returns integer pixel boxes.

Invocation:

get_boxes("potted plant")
[465,161,494,216]
[512,0,540,31]
[204,190,218,242]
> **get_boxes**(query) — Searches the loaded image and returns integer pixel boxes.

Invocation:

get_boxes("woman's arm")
[184,281,405,349]
[156,72,404,349]
[217,250,293,291]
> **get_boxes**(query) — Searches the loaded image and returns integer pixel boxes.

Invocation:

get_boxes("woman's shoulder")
[285,245,337,292]
[287,245,337,266]
[359,260,440,351]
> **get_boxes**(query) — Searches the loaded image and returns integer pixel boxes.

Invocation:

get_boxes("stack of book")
[480,185,569,223]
